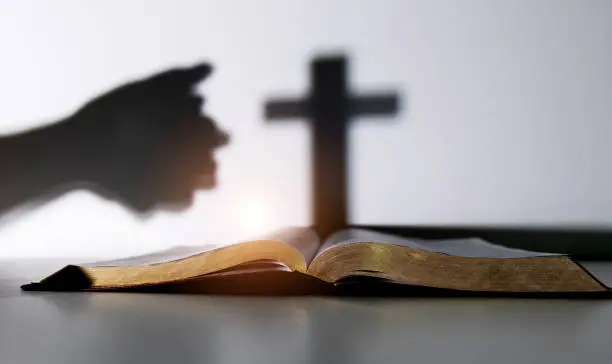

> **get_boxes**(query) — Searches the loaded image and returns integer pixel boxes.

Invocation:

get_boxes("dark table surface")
[2,259,612,364]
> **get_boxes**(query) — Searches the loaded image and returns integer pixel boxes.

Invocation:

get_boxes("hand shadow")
[0,62,229,217]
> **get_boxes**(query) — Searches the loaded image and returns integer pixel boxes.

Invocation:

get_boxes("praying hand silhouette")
[0,62,229,216]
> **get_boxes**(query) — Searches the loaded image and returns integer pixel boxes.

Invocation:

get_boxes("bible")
[21,227,608,295]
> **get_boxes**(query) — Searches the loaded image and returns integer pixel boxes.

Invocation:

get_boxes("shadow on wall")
[264,53,402,238]
[0,62,229,218]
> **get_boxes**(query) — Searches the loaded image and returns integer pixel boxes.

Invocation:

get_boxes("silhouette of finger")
[177,63,213,86]
[147,63,213,92]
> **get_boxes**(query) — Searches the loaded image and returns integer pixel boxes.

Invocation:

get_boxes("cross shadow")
[264,53,402,238]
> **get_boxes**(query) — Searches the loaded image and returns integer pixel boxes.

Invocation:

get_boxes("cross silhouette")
[265,55,400,237]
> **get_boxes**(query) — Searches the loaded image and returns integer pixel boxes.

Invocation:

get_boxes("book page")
[197,260,292,277]
[80,226,321,268]
[80,245,226,267]
[318,229,562,259]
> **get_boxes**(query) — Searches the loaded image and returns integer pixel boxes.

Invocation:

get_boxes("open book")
[21,227,608,295]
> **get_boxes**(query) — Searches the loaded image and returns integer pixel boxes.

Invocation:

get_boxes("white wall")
[0,0,611,258]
